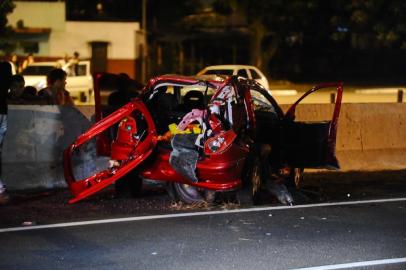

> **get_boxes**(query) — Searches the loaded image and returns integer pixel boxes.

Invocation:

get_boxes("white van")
[197,65,270,89]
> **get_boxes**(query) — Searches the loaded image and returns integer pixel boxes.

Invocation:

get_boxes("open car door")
[63,100,157,203]
[282,82,343,169]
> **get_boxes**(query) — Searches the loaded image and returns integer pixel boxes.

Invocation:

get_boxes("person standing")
[7,74,25,104]
[107,73,142,109]
[57,53,70,69]
[68,51,80,76]
[38,68,74,105]
[0,61,12,204]
[20,53,34,73]
[9,53,19,75]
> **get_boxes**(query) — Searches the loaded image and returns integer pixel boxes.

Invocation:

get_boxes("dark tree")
[210,0,406,80]
[0,0,15,53]
[147,0,202,32]
[146,0,202,75]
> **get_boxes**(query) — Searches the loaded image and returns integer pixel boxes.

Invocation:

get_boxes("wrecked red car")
[64,74,342,204]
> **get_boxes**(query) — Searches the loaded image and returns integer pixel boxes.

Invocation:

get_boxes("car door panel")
[282,121,339,169]
[64,100,157,203]
[282,82,343,169]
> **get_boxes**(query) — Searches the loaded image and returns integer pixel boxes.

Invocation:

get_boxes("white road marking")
[0,197,405,233]
[290,257,406,270]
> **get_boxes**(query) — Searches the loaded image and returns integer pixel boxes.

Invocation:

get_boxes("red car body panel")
[139,143,248,190]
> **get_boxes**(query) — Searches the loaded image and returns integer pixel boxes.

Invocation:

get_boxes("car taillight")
[204,130,237,155]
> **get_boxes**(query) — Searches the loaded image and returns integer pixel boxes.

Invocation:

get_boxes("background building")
[6,0,143,78]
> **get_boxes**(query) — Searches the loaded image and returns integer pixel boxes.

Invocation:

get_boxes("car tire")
[168,183,215,204]
[242,145,265,205]
[115,170,143,198]
[249,157,263,205]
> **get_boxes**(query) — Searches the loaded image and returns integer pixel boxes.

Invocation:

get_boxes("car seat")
[183,90,205,111]
[151,92,178,134]
[159,93,178,111]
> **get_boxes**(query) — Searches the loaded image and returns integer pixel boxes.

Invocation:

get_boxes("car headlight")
[204,130,237,155]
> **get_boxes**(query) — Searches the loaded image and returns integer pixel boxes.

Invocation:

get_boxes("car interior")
[145,85,215,135]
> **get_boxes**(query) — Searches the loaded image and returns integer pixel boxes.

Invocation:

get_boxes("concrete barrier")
[2,103,406,190]
[1,105,103,190]
[76,105,95,120]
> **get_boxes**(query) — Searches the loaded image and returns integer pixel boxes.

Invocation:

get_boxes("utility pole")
[142,0,147,32]
[141,0,147,83]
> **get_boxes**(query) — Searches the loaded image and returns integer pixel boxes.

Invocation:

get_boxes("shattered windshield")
[176,84,216,98]
[150,82,217,101]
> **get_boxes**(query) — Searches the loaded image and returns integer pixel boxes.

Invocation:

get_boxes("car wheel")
[169,183,215,204]
[115,170,143,198]
[250,157,263,205]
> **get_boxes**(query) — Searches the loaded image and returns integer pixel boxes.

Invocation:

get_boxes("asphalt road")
[1,171,406,269]
[1,199,406,270]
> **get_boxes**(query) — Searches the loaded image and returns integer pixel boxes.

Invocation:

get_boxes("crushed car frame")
[64,74,343,204]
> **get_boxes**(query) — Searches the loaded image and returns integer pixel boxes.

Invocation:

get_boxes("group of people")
[7,68,74,106]
[0,61,75,204]
[9,53,35,74]
[5,51,79,106]
[9,51,80,78]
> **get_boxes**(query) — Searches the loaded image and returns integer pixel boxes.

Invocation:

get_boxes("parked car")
[21,61,93,103]
[197,65,270,89]
[64,74,343,204]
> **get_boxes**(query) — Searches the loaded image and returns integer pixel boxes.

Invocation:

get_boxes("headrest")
[184,90,204,109]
